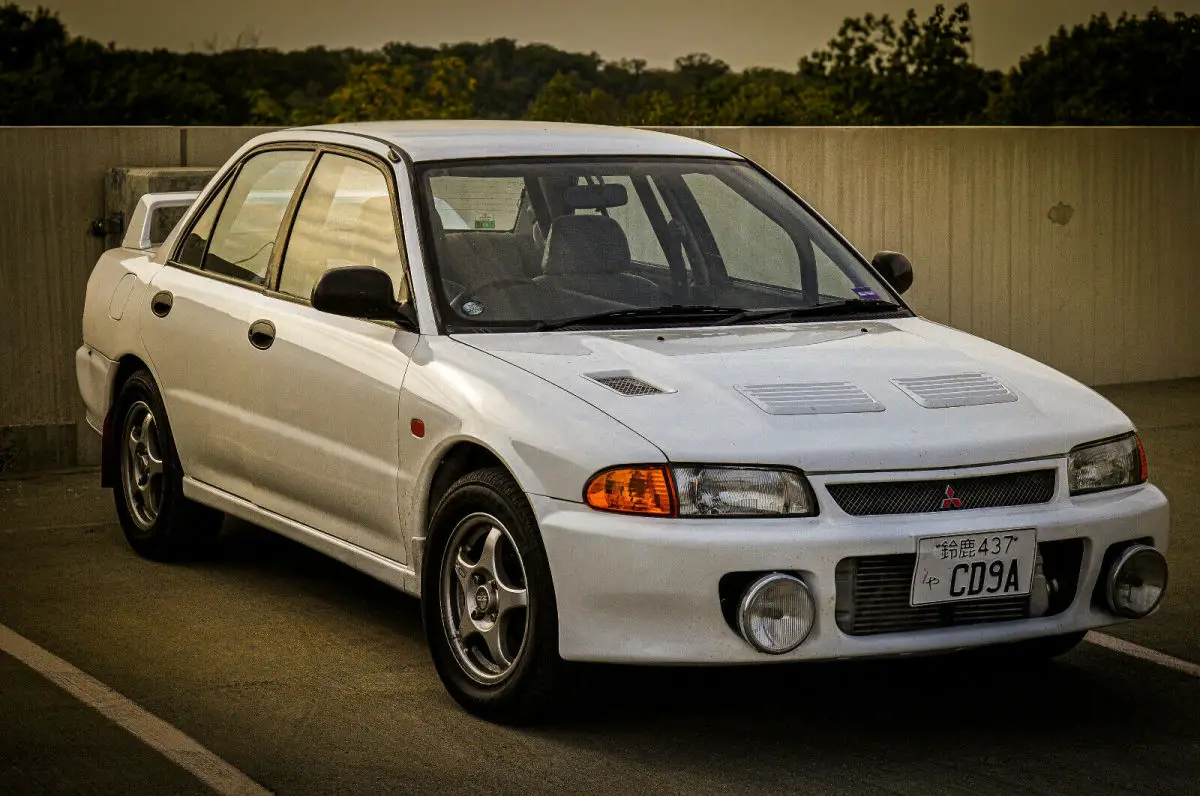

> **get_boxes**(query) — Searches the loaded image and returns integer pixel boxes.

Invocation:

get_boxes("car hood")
[454,317,1133,472]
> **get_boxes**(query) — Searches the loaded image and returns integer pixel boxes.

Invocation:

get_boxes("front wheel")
[422,467,566,723]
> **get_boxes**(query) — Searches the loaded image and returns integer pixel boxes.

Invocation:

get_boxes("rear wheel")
[422,467,565,724]
[112,369,223,560]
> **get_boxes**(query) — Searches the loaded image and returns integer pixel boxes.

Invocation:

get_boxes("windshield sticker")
[474,213,496,230]
[462,300,485,316]
[853,286,883,301]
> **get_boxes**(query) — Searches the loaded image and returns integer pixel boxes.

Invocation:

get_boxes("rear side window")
[175,180,231,268]
[202,150,312,284]
[278,153,408,303]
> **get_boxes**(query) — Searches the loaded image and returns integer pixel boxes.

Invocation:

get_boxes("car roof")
[296,120,741,163]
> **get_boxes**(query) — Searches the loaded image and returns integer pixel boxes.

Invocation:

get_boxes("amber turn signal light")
[584,466,676,516]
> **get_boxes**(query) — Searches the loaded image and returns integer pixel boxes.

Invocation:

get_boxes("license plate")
[910,529,1037,606]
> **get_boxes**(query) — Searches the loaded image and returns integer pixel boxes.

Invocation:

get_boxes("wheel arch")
[413,437,529,584]
[101,354,155,487]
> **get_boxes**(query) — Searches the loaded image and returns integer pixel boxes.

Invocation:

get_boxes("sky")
[37,0,1200,70]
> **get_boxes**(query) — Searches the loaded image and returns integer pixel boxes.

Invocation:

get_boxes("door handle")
[247,319,276,350]
[150,291,173,317]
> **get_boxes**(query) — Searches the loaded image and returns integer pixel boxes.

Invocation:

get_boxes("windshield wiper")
[716,298,903,326]
[535,305,746,331]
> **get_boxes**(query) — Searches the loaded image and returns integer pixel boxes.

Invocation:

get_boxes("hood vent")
[736,381,884,415]
[587,374,667,396]
[892,373,1017,408]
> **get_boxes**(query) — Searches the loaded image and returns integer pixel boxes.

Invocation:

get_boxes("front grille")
[835,540,1083,636]
[826,469,1056,516]
[587,375,664,396]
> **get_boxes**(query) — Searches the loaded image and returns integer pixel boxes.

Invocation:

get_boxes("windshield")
[416,157,904,331]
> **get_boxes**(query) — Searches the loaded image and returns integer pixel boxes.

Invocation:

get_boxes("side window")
[204,150,312,284]
[278,153,408,303]
[682,173,801,289]
[176,180,231,268]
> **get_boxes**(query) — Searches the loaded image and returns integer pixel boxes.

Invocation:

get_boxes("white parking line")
[1086,631,1200,678]
[0,622,271,796]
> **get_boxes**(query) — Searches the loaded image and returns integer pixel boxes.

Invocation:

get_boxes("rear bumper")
[532,472,1169,664]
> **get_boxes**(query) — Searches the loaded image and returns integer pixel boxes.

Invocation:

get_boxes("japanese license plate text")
[910,529,1037,606]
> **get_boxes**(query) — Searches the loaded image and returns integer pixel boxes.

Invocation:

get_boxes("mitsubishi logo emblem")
[940,485,963,510]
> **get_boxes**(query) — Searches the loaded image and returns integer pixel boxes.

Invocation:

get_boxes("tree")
[419,56,477,119]
[523,71,622,124]
[325,56,477,122]
[327,61,415,122]
[988,11,1200,125]
[798,3,999,124]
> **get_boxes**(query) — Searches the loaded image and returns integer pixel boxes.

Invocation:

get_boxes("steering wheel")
[450,277,533,311]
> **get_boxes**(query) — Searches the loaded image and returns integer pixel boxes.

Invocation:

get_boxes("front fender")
[397,336,665,561]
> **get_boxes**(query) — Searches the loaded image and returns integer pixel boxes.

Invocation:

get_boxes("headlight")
[584,465,817,517]
[1068,433,1147,495]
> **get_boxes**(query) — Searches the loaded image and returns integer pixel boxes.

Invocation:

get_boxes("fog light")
[737,573,815,654]
[1106,545,1168,618]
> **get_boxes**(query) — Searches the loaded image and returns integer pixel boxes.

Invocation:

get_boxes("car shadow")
[183,514,1200,789]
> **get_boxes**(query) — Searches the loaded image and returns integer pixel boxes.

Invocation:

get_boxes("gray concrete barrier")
[1,125,1197,472]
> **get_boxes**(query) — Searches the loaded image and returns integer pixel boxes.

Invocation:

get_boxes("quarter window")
[203,150,312,284]
[278,153,408,303]
[175,180,231,269]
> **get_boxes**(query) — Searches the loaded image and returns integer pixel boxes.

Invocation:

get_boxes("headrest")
[562,183,628,211]
[541,214,632,276]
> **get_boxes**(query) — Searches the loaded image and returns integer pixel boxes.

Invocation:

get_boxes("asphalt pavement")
[1,379,1197,795]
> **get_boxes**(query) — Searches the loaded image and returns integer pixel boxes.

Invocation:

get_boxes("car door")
[143,148,314,499]
[239,149,419,563]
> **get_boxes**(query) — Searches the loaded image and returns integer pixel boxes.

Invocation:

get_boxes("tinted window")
[204,150,311,284]
[278,153,408,303]
[176,180,231,268]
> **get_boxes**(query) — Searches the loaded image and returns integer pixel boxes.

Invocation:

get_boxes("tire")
[111,369,223,560]
[422,467,565,724]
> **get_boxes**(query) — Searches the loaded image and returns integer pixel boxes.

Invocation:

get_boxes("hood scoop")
[586,373,670,396]
[892,373,1017,408]
[736,381,884,415]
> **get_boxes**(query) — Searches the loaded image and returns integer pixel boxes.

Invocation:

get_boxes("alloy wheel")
[120,400,165,530]
[439,512,530,685]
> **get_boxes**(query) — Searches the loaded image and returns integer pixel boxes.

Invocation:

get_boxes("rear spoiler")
[122,191,201,250]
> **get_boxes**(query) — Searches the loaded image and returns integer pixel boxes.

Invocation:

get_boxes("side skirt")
[182,476,421,597]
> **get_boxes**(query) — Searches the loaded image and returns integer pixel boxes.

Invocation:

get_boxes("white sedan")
[77,121,1169,722]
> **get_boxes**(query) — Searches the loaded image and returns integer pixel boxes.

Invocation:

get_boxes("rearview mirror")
[311,266,417,329]
[871,251,914,295]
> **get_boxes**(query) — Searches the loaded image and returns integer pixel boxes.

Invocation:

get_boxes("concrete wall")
[0,125,1196,471]
[0,127,272,472]
[667,127,1200,387]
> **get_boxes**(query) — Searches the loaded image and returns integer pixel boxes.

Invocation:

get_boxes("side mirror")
[311,266,417,329]
[871,251,914,295]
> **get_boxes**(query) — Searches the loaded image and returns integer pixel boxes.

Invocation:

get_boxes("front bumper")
[532,459,1169,664]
